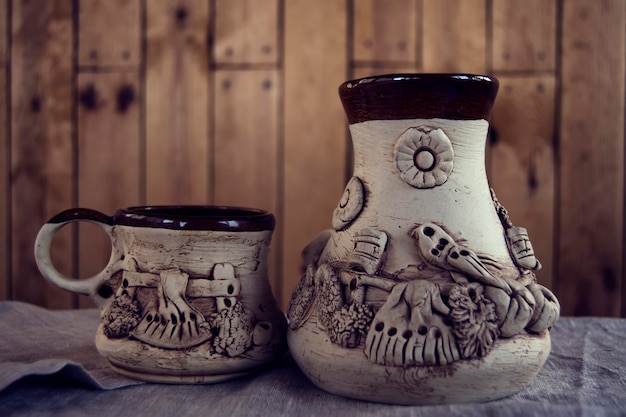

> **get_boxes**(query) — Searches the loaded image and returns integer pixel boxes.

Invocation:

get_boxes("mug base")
[109,363,255,384]
[95,328,286,385]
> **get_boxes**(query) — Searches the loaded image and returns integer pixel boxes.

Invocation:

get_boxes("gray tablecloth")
[0,301,625,416]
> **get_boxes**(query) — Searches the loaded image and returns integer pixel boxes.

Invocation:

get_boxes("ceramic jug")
[287,74,560,404]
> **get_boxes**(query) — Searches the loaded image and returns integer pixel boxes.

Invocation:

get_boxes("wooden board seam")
[492,69,557,77]
[77,66,141,73]
[212,62,280,71]
[353,60,418,68]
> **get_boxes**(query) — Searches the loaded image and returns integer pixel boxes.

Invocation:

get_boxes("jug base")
[288,315,551,405]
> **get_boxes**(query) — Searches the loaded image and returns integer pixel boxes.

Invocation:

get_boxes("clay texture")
[35,209,287,384]
[288,113,560,404]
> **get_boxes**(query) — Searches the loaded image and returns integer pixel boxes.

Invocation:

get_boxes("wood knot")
[79,84,98,111]
[602,267,618,292]
[116,84,135,113]
[30,96,42,113]
[175,6,188,26]
[528,169,539,191]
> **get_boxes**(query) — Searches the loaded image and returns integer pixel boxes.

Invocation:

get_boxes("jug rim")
[339,73,499,124]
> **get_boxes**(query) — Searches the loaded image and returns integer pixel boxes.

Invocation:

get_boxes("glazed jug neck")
[320,74,517,276]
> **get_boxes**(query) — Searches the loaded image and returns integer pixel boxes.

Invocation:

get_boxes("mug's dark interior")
[116,206,275,231]
[127,206,265,218]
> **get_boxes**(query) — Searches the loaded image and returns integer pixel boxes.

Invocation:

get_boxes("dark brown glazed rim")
[48,206,275,231]
[339,73,499,124]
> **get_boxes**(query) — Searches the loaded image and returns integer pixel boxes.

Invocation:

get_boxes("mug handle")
[34,208,123,303]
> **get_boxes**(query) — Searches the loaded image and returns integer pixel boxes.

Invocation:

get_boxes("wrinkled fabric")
[0,301,625,416]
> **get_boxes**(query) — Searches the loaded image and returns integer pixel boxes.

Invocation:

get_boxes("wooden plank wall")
[11,0,75,309]
[0,0,624,317]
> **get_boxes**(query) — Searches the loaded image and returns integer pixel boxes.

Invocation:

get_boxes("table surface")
[1,301,625,417]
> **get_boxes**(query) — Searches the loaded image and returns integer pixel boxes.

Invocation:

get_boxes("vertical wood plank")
[0,0,7,300]
[214,70,278,212]
[214,69,280,295]
[0,0,7,62]
[11,0,75,308]
[214,0,278,65]
[492,0,556,72]
[0,66,7,300]
[146,0,210,205]
[78,0,141,68]
[558,0,625,316]
[283,0,348,309]
[353,0,417,64]
[77,0,141,307]
[77,72,140,307]
[490,76,556,289]
[422,0,486,73]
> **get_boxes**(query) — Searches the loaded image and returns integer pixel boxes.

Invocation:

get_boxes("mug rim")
[115,205,275,232]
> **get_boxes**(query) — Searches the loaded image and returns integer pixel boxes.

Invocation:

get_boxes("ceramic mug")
[35,206,287,383]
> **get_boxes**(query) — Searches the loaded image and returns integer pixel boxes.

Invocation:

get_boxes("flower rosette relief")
[394,126,454,189]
